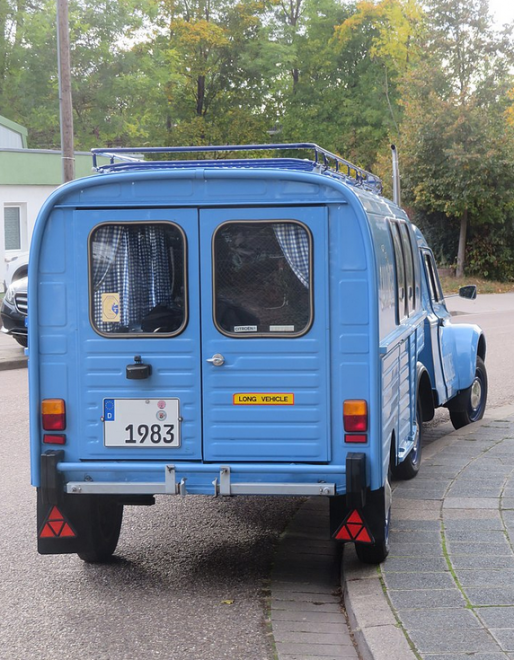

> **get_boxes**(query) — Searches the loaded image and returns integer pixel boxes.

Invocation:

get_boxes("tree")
[399,0,514,277]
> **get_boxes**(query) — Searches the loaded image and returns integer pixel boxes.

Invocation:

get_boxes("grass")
[439,274,514,295]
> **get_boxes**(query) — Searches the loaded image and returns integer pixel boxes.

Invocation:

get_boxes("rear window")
[89,222,187,337]
[213,221,313,336]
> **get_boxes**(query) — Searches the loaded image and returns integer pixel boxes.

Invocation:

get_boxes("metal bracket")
[220,466,231,496]
[165,465,177,494]
[178,478,187,497]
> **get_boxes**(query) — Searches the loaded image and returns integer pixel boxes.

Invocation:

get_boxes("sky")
[488,0,514,27]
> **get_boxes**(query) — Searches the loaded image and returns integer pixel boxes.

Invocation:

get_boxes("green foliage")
[466,224,514,281]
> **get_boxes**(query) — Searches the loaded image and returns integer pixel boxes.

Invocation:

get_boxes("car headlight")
[4,285,16,304]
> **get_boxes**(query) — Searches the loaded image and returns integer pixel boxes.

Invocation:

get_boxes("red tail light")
[343,400,368,432]
[42,399,66,431]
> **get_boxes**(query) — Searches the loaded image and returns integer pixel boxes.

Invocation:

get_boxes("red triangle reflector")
[39,506,77,539]
[335,526,352,541]
[347,510,363,524]
[355,527,372,543]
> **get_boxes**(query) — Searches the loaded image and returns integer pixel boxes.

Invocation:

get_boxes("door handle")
[126,355,152,379]
[206,354,225,367]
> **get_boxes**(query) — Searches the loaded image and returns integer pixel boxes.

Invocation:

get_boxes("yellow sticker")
[233,393,295,405]
[101,293,120,323]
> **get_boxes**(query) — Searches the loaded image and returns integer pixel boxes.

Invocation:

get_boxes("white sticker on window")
[233,325,258,333]
[102,293,120,323]
[270,325,295,332]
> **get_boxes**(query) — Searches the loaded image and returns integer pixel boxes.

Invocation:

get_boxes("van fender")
[443,323,486,393]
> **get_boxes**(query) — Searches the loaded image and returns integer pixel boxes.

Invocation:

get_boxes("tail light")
[343,400,368,432]
[42,399,66,431]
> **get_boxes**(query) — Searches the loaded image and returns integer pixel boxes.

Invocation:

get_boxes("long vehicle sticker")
[233,393,295,405]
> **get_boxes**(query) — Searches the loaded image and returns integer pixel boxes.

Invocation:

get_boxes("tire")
[77,497,123,563]
[355,478,391,565]
[449,356,488,430]
[392,398,423,480]
[14,335,27,348]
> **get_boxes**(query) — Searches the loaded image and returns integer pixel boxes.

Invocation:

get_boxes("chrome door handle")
[206,353,225,367]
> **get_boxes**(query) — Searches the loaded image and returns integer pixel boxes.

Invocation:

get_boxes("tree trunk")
[456,209,468,278]
[196,75,205,116]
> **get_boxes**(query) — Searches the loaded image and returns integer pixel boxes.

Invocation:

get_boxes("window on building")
[4,207,21,250]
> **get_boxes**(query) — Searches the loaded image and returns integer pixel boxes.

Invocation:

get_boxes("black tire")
[355,480,391,565]
[77,497,123,563]
[449,356,488,430]
[14,335,27,348]
[392,398,423,480]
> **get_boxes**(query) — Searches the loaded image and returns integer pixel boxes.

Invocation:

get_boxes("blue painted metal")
[27,148,484,506]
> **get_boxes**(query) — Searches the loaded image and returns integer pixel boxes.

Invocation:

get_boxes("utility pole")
[56,0,75,183]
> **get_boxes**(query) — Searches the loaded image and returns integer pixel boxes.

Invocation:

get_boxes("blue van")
[29,144,487,564]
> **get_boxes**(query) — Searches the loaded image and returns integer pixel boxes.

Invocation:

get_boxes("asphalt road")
[1,292,512,660]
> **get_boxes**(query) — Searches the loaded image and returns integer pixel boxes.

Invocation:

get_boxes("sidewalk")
[344,404,514,660]
[0,328,27,370]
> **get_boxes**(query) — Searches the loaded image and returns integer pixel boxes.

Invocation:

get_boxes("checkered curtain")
[92,225,173,332]
[273,224,310,288]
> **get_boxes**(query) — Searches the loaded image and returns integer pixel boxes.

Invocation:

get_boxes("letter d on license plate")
[103,399,181,448]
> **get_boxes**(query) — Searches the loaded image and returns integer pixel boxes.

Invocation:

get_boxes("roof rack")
[91,143,382,194]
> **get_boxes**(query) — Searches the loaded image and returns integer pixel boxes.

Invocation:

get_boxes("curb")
[0,356,27,371]
[343,404,514,660]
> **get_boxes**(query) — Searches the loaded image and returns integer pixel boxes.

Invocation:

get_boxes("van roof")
[91,143,383,196]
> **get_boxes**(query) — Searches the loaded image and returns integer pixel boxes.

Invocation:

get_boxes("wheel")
[392,398,423,480]
[14,335,27,348]
[355,478,391,565]
[77,497,123,563]
[449,356,488,430]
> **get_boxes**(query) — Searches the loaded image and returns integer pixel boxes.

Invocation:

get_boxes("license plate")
[103,399,181,448]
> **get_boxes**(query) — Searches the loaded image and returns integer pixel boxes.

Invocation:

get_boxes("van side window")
[389,220,407,322]
[89,222,187,336]
[399,223,416,315]
[213,221,312,336]
[423,251,444,303]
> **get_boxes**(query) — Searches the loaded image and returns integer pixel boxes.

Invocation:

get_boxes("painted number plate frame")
[103,398,181,448]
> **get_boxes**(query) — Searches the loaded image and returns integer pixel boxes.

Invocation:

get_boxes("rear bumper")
[55,459,346,497]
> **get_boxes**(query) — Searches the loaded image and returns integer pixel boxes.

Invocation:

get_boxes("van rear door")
[74,208,202,460]
[199,206,331,462]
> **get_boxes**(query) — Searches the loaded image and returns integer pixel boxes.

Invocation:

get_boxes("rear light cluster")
[343,400,367,443]
[42,399,66,445]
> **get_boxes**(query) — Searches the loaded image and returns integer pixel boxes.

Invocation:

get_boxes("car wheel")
[355,478,391,565]
[449,357,488,430]
[77,497,123,563]
[14,335,27,348]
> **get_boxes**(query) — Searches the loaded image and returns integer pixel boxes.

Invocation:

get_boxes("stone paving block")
[448,542,512,556]
[501,498,514,509]
[466,587,514,607]
[271,610,345,624]
[443,517,503,530]
[271,600,343,613]
[393,508,442,521]
[398,607,483,632]
[390,530,441,542]
[395,489,446,500]
[477,607,514,628]
[419,653,508,660]
[448,486,504,498]
[456,569,514,587]
[406,625,501,654]
[444,529,507,543]
[391,519,442,531]
[355,622,416,660]
[444,508,501,519]
[272,591,339,604]
[272,581,338,595]
[381,557,449,573]
[443,497,499,509]
[489,630,514,652]
[272,620,348,635]
[275,642,352,656]
[383,571,455,591]
[389,542,444,557]
[394,498,442,510]
[273,630,354,645]
[450,554,514,570]
[389,588,466,610]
